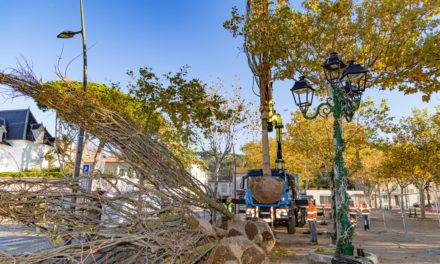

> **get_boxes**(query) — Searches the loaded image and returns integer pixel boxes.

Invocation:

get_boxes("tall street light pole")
[290,52,368,256]
[57,0,87,179]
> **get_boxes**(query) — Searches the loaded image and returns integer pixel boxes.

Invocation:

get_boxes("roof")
[0,109,54,145]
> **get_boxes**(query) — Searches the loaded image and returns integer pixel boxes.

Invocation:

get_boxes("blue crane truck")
[242,169,308,234]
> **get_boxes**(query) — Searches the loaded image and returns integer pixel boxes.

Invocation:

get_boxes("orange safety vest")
[349,204,358,223]
[307,204,317,222]
[360,203,370,215]
[349,204,358,213]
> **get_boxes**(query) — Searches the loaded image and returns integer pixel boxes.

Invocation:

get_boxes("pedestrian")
[307,199,318,245]
[349,200,358,226]
[223,196,233,213]
[360,200,371,230]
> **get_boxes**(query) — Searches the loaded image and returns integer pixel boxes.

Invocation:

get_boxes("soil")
[269,209,440,264]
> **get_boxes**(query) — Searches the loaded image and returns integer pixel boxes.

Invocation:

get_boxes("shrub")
[0,171,68,178]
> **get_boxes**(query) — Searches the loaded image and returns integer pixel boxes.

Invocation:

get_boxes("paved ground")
[269,210,440,264]
[0,222,51,254]
[1,211,439,263]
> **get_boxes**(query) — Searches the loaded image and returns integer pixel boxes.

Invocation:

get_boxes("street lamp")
[290,52,368,256]
[290,76,314,113]
[57,0,88,181]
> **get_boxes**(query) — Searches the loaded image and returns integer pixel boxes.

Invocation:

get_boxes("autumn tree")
[199,87,252,218]
[392,108,439,218]
[281,1,438,99]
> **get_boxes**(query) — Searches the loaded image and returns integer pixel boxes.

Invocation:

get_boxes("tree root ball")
[220,219,276,253]
[205,236,269,264]
[249,177,284,204]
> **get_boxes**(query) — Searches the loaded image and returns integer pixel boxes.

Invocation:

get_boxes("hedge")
[0,171,68,178]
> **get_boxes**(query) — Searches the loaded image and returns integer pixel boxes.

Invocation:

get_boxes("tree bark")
[426,182,432,207]
[259,0,271,178]
[261,117,271,177]
[377,184,383,209]
[419,185,426,218]
[212,165,221,223]
[372,187,378,208]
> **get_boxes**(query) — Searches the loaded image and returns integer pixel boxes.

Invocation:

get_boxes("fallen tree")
[0,66,242,263]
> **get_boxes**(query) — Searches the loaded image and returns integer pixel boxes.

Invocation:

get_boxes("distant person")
[223,196,233,213]
[307,199,318,245]
[360,200,371,230]
[349,200,358,225]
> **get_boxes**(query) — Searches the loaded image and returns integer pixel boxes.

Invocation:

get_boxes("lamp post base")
[340,243,354,256]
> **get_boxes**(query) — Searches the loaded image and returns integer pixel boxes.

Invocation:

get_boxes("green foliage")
[0,171,66,178]
[45,67,230,166]
[125,66,228,143]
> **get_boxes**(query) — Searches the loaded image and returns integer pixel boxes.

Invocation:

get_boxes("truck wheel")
[287,214,296,234]
[298,208,306,227]
[294,208,299,226]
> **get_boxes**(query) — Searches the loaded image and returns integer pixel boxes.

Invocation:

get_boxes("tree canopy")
[225,0,440,101]
[44,66,230,165]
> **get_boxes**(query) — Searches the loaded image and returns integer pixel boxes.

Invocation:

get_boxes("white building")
[370,183,438,209]
[82,154,209,192]
[187,164,209,186]
[0,109,55,172]
[208,176,233,199]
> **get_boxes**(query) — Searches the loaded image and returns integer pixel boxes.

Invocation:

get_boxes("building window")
[220,184,228,194]
[320,195,331,205]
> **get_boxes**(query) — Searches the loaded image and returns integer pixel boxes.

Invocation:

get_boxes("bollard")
[409,208,413,217]
[414,208,417,217]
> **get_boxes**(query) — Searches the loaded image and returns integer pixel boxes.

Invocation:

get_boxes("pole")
[332,86,353,255]
[379,188,387,231]
[233,142,237,215]
[72,0,87,179]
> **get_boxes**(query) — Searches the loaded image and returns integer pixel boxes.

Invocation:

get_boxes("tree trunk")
[419,186,426,218]
[400,185,406,211]
[373,187,378,208]
[377,184,383,209]
[426,182,432,207]
[387,190,393,210]
[54,112,64,172]
[259,0,271,178]
[212,165,221,223]
[261,116,271,177]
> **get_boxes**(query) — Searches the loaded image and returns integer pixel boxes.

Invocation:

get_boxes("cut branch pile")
[0,176,216,263]
[0,66,236,263]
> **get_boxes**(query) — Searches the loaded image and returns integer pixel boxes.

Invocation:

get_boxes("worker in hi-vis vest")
[360,200,371,230]
[223,196,233,213]
[307,199,318,245]
[349,200,358,225]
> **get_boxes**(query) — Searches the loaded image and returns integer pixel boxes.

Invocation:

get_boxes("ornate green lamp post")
[290,52,368,255]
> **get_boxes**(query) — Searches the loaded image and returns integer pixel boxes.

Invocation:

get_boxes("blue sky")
[1,1,438,149]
